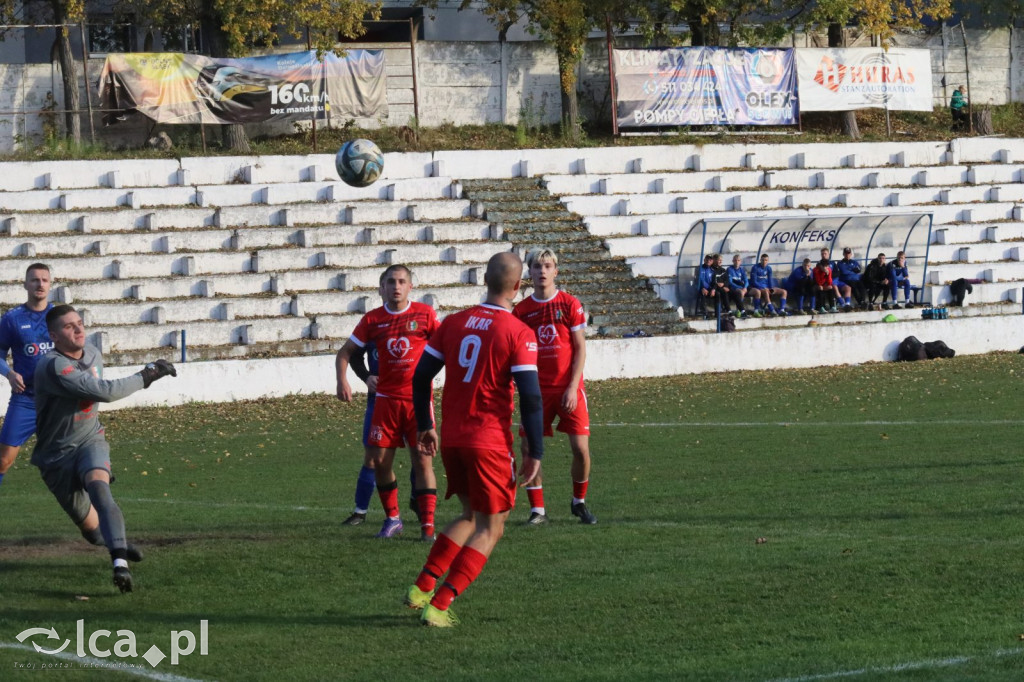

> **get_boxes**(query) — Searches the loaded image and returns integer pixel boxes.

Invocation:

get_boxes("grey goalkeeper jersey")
[31,345,145,468]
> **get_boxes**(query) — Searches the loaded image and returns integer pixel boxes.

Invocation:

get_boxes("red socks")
[431,546,488,611]
[415,533,461,593]
[416,489,437,533]
[377,481,399,518]
[573,480,589,502]
[526,485,545,511]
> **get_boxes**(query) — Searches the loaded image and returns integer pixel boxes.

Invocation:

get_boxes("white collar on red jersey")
[383,301,412,315]
[530,290,560,303]
[478,303,510,313]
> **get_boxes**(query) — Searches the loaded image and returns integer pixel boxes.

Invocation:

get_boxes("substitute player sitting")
[512,248,595,525]
[404,251,544,627]
[336,265,440,540]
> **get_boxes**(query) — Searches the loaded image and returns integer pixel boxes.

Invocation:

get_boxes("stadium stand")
[0,139,1021,371]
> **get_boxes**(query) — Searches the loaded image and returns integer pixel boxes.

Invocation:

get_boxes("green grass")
[0,353,1022,680]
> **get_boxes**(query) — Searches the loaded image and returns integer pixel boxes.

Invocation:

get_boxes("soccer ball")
[335,139,384,187]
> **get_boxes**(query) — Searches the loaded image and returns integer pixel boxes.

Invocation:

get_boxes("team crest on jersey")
[369,426,384,443]
[555,310,562,320]
[537,324,558,346]
[408,320,418,331]
[387,337,412,358]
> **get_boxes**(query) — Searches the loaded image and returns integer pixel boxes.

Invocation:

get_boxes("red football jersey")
[512,290,586,390]
[350,301,439,400]
[425,303,538,451]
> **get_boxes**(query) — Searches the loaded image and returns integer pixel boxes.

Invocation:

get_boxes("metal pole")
[200,122,207,152]
[180,330,187,363]
[306,27,317,152]
[78,21,96,144]
[959,21,973,133]
[409,17,420,125]
[606,15,618,136]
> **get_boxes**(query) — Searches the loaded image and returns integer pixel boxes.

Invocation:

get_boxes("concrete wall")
[7,27,1020,152]
[0,314,1017,414]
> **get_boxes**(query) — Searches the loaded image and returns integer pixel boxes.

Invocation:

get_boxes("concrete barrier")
[0,312,1008,415]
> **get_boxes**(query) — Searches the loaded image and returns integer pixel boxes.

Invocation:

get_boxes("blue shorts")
[361,393,376,447]
[0,393,37,447]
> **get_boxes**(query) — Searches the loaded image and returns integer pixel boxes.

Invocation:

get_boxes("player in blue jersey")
[833,247,866,312]
[725,255,749,317]
[342,341,379,525]
[784,258,816,314]
[0,263,55,488]
[748,253,787,317]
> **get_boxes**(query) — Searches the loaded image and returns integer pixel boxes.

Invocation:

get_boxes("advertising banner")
[796,48,933,112]
[613,47,797,128]
[99,49,387,125]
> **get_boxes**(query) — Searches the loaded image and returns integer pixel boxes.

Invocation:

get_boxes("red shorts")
[367,396,419,451]
[441,446,517,514]
[518,385,591,438]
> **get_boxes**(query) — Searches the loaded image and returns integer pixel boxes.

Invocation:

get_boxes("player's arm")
[412,349,444,456]
[348,345,377,394]
[514,367,544,485]
[0,319,24,393]
[334,338,361,402]
[46,356,172,402]
[562,327,586,412]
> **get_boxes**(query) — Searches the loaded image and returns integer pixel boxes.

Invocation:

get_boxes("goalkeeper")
[32,305,177,593]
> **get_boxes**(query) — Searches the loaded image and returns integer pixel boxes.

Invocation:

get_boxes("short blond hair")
[525,247,558,269]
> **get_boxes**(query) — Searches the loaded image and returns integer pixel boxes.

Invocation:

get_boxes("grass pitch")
[0,352,1022,681]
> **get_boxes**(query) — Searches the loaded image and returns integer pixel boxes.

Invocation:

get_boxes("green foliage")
[0,354,1022,679]
[802,0,953,45]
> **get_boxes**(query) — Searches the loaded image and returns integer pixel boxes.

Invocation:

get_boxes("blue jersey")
[749,263,774,289]
[366,341,379,377]
[727,265,748,289]
[698,264,714,289]
[834,258,862,283]
[0,303,54,398]
[785,267,812,288]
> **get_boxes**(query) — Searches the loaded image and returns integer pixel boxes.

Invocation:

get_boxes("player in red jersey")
[336,265,440,541]
[403,252,545,627]
[512,248,596,525]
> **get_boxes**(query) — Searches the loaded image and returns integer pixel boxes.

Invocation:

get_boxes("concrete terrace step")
[0,241,510,283]
[933,221,1024,244]
[543,166,990,197]
[0,221,494,259]
[0,199,473,235]
[75,285,487,327]
[926,242,1023,263]
[0,263,491,307]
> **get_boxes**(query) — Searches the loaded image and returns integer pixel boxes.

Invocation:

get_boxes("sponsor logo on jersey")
[25,341,54,356]
[537,324,558,346]
[387,337,412,358]
[60,365,75,376]
[465,315,493,331]
[20,324,31,329]
[526,341,538,352]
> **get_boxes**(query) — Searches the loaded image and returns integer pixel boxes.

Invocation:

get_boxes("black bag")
[898,336,927,361]
[949,278,973,307]
[720,316,736,332]
[924,340,956,359]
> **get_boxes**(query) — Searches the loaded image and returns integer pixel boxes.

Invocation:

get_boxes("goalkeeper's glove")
[139,359,177,388]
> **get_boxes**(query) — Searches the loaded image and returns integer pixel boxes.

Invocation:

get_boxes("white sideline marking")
[596,419,1024,428]
[762,647,1023,682]
[124,497,335,513]
[0,642,205,682]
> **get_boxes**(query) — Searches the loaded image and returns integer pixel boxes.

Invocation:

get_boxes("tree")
[798,0,954,138]
[0,0,86,144]
[119,0,380,150]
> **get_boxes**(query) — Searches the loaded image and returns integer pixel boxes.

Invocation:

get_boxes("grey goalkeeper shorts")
[38,439,112,525]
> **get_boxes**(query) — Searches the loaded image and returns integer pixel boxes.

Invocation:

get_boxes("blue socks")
[354,466,376,513]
